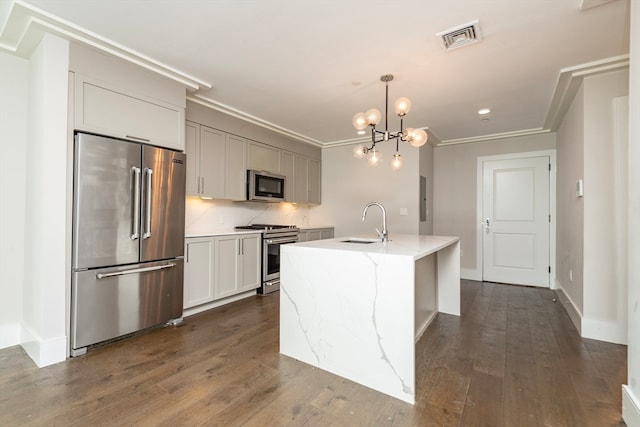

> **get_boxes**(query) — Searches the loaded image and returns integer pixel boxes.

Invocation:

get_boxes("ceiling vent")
[436,20,482,51]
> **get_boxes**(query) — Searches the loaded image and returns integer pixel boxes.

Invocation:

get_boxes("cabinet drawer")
[76,78,184,150]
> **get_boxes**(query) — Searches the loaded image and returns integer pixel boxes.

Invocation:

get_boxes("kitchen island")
[279,234,460,404]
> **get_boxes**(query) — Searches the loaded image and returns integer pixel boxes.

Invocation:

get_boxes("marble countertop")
[289,234,459,260]
[298,225,334,230]
[186,225,334,238]
[185,229,263,238]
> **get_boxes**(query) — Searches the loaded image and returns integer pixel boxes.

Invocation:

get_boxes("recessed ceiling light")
[478,108,491,115]
[357,130,366,135]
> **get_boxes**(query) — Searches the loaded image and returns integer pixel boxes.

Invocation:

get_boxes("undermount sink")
[341,238,380,244]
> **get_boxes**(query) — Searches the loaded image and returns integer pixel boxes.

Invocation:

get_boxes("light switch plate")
[400,208,408,216]
[576,179,584,197]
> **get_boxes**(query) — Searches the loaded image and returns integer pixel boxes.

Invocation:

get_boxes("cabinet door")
[239,234,261,291]
[184,238,214,309]
[307,158,321,205]
[75,77,184,151]
[308,230,321,241]
[294,155,308,203]
[320,228,334,239]
[226,135,247,200]
[185,121,200,196]
[214,236,240,299]
[281,151,295,202]
[248,142,281,173]
[200,126,226,198]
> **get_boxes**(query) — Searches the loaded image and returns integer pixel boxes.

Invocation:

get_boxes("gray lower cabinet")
[298,227,334,243]
[184,237,215,309]
[214,234,261,299]
[184,233,261,310]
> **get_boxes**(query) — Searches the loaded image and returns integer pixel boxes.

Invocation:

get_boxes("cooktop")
[234,224,298,231]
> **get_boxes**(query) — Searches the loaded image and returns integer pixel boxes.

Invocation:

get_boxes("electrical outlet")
[400,208,408,216]
[219,215,225,224]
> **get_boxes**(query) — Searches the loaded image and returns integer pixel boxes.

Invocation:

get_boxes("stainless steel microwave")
[247,170,286,202]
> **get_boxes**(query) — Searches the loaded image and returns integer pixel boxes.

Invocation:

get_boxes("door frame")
[475,149,557,288]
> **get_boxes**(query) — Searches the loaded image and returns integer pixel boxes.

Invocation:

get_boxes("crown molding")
[0,0,210,90]
[438,128,550,146]
[188,94,324,148]
[544,54,629,131]
[322,127,441,149]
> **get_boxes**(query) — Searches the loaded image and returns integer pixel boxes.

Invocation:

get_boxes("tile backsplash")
[185,197,312,234]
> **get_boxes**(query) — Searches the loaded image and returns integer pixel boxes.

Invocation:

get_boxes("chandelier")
[352,74,428,170]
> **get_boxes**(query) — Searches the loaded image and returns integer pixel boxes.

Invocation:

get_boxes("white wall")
[0,51,28,348]
[556,69,630,344]
[433,134,556,279]
[20,34,70,367]
[313,139,422,238]
[623,0,640,423]
[583,70,629,343]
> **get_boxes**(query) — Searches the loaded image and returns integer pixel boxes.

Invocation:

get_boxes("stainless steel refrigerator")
[71,132,185,355]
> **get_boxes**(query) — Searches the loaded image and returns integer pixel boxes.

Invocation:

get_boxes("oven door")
[262,235,297,292]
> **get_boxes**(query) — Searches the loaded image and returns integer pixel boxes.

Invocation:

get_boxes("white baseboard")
[623,385,640,427]
[0,322,21,349]
[582,318,627,345]
[461,267,481,281]
[554,284,582,335]
[555,279,627,344]
[20,324,67,367]
[183,290,257,318]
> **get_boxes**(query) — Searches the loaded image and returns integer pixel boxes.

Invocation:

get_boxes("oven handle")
[264,237,298,244]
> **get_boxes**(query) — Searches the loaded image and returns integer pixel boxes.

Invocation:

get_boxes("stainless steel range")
[234,224,299,294]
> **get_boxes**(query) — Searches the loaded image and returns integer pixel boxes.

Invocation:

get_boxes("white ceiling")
[2,0,631,146]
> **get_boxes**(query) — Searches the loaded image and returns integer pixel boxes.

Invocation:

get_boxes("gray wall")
[556,84,585,313]
[419,141,434,235]
[313,139,425,238]
[433,133,556,278]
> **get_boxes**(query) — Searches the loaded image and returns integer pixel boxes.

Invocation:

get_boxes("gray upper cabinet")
[281,151,295,202]
[185,120,320,204]
[247,142,281,173]
[74,75,185,151]
[185,121,246,200]
[293,155,321,205]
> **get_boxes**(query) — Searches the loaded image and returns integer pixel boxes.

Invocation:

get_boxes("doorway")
[480,154,552,287]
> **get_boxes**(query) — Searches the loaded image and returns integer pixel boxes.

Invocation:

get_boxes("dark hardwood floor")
[0,281,627,426]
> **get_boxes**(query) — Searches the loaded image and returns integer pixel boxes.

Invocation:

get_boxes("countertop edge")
[185,230,264,238]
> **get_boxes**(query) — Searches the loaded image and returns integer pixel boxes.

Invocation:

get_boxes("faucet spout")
[362,202,388,242]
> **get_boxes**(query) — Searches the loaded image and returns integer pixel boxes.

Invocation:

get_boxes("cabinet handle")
[126,135,151,142]
[186,243,190,262]
[143,167,153,239]
[130,166,141,240]
[201,177,205,194]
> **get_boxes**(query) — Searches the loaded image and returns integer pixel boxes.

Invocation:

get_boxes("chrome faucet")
[362,202,388,242]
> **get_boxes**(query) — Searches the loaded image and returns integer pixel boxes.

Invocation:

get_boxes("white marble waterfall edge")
[280,246,416,403]
[279,234,460,404]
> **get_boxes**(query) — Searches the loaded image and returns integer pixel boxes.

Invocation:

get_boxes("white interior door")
[482,156,550,287]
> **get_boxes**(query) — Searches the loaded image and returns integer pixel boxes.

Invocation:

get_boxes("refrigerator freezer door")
[71,259,184,350]
[140,145,186,262]
[73,133,141,269]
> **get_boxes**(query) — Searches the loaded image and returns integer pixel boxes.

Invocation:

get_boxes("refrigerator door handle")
[131,166,141,240]
[96,262,176,279]
[143,167,153,239]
